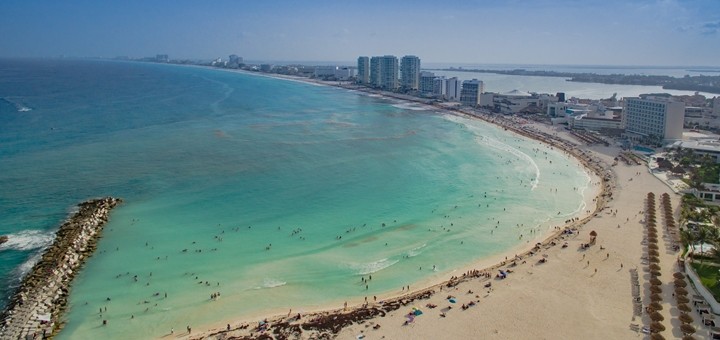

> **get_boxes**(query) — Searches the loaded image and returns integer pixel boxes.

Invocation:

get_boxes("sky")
[0,0,719,66]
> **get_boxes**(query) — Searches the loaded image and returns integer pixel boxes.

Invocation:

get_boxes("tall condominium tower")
[460,79,485,106]
[446,77,461,101]
[624,95,684,141]
[369,55,399,90]
[357,56,370,85]
[400,55,421,91]
[419,71,435,94]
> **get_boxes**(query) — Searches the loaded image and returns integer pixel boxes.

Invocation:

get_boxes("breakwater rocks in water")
[0,197,122,339]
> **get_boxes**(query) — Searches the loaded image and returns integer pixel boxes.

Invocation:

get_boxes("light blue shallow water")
[0,59,592,339]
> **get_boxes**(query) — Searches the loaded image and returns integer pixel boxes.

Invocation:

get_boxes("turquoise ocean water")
[0,59,592,339]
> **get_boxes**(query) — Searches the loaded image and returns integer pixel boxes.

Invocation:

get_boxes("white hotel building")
[623,95,684,142]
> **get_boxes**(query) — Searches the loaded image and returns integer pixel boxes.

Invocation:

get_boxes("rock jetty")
[0,197,122,339]
[0,235,8,246]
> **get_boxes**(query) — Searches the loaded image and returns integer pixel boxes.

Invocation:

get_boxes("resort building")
[314,66,338,78]
[714,96,720,115]
[369,55,399,90]
[671,139,720,163]
[460,79,485,107]
[357,56,370,85]
[419,71,435,94]
[446,77,461,101]
[400,55,421,91]
[624,95,685,142]
[493,90,541,114]
[228,55,242,68]
[433,77,447,98]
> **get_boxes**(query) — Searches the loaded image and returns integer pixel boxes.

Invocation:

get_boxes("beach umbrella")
[648,244,659,250]
[649,257,661,263]
[650,321,665,332]
[677,303,692,312]
[680,324,696,335]
[678,313,693,324]
[676,295,690,304]
[673,272,686,279]
[650,264,661,271]
[650,312,665,322]
[650,293,663,302]
[647,227,658,233]
[675,287,689,296]
[682,336,697,340]
[650,270,662,277]
[650,277,662,286]
[650,333,666,340]
[647,236,659,243]
[649,302,663,311]
[674,279,687,287]
[589,230,597,237]
[648,249,660,256]
[650,285,663,294]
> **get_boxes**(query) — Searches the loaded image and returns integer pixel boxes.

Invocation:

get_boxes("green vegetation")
[691,262,720,301]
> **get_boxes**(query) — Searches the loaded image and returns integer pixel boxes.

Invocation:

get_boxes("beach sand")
[158,71,686,339]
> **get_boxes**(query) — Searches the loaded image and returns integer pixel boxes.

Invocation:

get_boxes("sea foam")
[0,229,55,251]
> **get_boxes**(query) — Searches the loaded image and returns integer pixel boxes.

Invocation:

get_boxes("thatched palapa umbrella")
[650,264,661,271]
[650,270,662,277]
[649,277,662,286]
[673,272,685,279]
[682,336,697,340]
[650,285,663,294]
[680,324,696,335]
[648,244,659,250]
[677,295,690,304]
[648,249,660,256]
[678,313,693,324]
[649,312,664,321]
[674,279,687,287]
[651,333,666,340]
[677,303,692,312]
[649,256,660,263]
[649,302,663,311]
[675,287,689,296]
[650,293,663,302]
[650,321,665,332]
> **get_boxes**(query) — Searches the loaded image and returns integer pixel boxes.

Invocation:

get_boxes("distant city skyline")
[1,0,719,66]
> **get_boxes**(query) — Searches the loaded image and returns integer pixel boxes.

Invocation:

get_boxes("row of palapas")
[645,192,697,340]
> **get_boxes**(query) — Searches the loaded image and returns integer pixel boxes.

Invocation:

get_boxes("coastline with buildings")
[4,56,720,339]
[181,64,701,339]
[130,59,718,339]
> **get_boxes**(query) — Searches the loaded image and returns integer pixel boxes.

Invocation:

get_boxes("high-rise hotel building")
[460,79,485,106]
[624,95,684,141]
[400,55,421,91]
[357,56,370,85]
[369,55,399,90]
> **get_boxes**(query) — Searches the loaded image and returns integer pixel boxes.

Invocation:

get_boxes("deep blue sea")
[0,59,593,338]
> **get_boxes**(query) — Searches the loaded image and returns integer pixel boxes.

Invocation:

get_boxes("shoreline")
[0,197,122,339]
[180,69,613,339]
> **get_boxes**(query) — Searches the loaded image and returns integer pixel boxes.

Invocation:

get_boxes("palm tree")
[697,225,712,257]
[681,229,697,259]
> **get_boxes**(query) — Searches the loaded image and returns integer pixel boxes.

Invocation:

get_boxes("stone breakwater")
[0,197,122,339]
